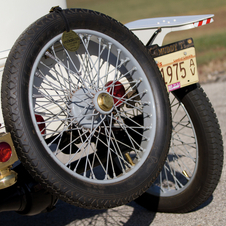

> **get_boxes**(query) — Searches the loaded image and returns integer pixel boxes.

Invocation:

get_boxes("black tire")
[2,9,171,209]
[135,83,223,213]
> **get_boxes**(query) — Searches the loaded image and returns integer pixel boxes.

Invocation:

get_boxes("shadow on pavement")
[0,200,156,226]
[0,195,213,226]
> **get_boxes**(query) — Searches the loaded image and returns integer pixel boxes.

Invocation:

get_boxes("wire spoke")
[153,93,198,195]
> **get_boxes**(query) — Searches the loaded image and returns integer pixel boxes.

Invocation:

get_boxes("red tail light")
[0,142,12,163]
[106,81,125,107]
[35,114,46,134]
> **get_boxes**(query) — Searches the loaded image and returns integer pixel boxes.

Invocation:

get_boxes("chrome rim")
[29,30,157,184]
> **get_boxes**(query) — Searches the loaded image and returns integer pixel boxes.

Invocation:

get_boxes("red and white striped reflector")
[193,18,213,27]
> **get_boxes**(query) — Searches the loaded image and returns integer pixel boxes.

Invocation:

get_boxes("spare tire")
[1,8,171,209]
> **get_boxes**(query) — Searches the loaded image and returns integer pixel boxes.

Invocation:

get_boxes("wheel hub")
[69,89,115,128]
[69,88,101,128]
[97,93,114,111]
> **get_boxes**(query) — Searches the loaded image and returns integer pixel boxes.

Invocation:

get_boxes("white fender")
[125,15,214,46]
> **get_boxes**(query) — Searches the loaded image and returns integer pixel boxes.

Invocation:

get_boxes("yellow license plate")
[154,47,198,92]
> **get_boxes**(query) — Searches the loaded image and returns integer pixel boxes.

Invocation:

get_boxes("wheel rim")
[148,93,198,196]
[29,30,157,184]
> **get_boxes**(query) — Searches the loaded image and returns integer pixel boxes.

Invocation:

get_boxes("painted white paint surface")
[0,0,67,66]
[0,0,67,131]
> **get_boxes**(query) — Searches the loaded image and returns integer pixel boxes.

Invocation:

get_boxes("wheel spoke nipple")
[182,170,190,179]
[125,153,135,166]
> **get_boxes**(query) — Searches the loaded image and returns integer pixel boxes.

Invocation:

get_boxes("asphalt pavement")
[0,79,225,226]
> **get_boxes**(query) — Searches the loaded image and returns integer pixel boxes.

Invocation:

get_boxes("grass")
[67,0,224,22]
[195,31,226,65]
[66,0,226,67]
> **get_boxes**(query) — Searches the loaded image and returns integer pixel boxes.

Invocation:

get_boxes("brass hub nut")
[97,93,114,111]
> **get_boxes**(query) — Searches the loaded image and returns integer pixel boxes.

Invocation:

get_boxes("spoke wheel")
[135,84,223,212]
[30,29,157,183]
[2,9,171,209]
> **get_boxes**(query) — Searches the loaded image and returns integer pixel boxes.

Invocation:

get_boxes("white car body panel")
[0,0,67,132]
